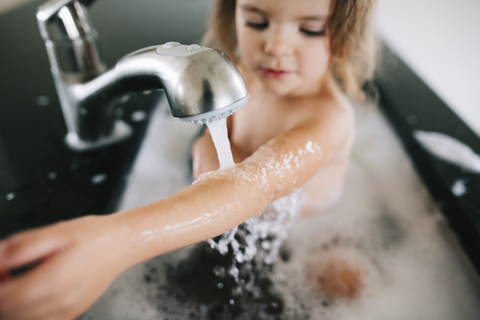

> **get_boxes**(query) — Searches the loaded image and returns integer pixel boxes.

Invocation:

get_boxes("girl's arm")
[117,117,334,265]
[0,105,350,320]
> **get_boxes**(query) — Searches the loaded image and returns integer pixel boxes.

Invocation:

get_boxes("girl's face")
[235,0,332,97]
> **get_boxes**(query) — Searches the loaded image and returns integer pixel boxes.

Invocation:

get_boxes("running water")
[204,115,302,313]
[206,118,235,169]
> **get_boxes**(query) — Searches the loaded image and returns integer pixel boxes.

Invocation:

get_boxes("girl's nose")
[264,32,294,57]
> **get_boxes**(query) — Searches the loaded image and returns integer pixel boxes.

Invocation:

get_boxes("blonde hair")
[202,0,378,102]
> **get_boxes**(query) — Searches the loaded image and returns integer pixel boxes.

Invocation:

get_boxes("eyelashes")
[245,21,326,37]
[300,29,326,37]
[246,21,269,30]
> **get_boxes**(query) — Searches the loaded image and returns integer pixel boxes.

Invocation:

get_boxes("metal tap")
[36,0,248,151]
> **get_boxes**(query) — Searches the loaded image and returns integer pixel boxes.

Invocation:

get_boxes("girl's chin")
[260,81,290,96]
[259,77,303,96]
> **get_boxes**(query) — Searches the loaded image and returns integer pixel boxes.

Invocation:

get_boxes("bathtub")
[0,1,479,319]
[78,55,480,317]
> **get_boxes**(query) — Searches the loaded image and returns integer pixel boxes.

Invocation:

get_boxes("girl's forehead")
[237,0,331,18]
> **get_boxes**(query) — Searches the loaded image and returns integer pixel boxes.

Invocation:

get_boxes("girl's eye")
[300,29,326,37]
[246,21,269,30]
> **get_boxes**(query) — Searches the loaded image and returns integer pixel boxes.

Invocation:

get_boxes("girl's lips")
[261,68,290,79]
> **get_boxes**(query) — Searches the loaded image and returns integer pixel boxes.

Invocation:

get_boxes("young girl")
[0,0,377,319]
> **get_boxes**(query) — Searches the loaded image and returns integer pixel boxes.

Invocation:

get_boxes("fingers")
[0,228,70,271]
[0,216,117,320]
[0,252,78,320]
[0,258,52,319]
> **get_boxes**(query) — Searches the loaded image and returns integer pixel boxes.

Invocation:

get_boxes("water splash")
[207,190,302,266]
[206,116,304,297]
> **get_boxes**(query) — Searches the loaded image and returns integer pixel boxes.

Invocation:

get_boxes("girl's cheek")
[238,38,257,66]
[301,54,328,80]
[304,43,330,76]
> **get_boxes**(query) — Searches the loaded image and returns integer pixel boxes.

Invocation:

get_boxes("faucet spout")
[37,0,248,151]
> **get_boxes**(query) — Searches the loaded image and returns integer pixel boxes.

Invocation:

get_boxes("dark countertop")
[376,43,480,273]
[0,0,210,238]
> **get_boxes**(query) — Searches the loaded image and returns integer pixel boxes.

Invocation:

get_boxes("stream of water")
[206,118,235,170]
[204,115,301,317]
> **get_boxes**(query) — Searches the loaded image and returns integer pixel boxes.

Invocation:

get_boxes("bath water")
[81,99,480,320]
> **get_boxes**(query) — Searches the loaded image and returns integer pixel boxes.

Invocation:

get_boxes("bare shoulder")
[314,76,353,124]
[294,77,354,152]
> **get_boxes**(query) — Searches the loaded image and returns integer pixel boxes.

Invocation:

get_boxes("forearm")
[112,167,271,268]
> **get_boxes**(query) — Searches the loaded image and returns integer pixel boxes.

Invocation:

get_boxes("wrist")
[105,207,169,268]
[90,213,139,271]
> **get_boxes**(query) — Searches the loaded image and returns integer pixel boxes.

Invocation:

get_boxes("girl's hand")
[0,215,130,320]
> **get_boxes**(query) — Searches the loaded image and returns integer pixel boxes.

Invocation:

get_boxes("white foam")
[414,130,480,173]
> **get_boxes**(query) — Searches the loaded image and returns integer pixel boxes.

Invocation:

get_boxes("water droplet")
[91,173,107,185]
[217,282,224,289]
[143,90,152,95]
[48,172,57,180]
[79,108,88,115]
[229,299,234,305]
[6,192,15,201]
[70,163,79,170]
[452,179,467,197]
[165,225,171,230]
[407,114,418,124]
[115,108,124,117]
[118,94,130,104]
[35,95,51,106]
[131,110,147,122]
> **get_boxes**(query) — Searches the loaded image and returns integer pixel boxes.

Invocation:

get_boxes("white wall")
[376,0,480,135]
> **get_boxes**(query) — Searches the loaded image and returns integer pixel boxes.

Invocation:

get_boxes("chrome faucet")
[36,0,248,151]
